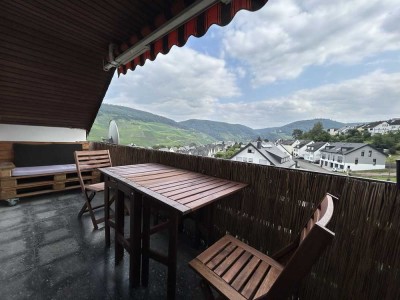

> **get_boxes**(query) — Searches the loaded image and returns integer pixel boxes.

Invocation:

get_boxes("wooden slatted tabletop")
[100,163,248,215]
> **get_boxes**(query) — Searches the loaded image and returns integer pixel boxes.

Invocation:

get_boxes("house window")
[361,151,364,156]
[332,155,335,161]
[325,161,328,166]
[247,149,252,153]
[243,158,247,162]
[373,158,376,165]
[355,158,358,165]
[368,150,372,157]
[340,165,344,169]
[330,163,333,168]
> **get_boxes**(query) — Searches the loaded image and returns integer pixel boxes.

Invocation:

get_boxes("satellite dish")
[102,120,120,144]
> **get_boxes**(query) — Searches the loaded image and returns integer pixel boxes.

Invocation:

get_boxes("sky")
[104,0,400,129]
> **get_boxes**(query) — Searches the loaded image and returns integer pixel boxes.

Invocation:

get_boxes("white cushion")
[12,164,77,177]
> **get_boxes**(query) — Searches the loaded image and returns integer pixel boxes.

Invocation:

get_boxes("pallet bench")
[0,141,100,205]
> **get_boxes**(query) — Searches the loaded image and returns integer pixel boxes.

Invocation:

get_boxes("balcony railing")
[92,142,399,300]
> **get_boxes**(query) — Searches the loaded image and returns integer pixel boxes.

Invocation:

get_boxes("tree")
[292,129,303,139]
[306,122,331,142]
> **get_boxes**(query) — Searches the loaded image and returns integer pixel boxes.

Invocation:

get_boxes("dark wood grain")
[100,163,248,215]
[189,194,335,300]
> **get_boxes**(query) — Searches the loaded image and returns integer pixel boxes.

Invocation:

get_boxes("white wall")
[0,124,87,142]
[231,145,271,165]
[344,163,385,171]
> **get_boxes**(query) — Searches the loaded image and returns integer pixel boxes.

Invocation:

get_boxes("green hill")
[255,119,347,139]
[89,104,360,146]
[179,119,257,141]
[88,104,215,147]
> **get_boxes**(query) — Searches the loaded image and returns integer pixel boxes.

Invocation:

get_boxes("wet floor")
[0,191,205,299]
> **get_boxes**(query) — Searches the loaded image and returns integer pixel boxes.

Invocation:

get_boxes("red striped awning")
[116,0,268,76]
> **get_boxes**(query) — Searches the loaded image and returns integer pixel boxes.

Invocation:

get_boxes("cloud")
[222,0,400,86]
[105,46,240,120]
[211,71,400,128]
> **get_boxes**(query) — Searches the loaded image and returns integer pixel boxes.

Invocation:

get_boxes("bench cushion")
[12,164,77,177]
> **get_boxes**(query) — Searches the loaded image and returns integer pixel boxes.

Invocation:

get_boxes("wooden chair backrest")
[74,150,112,193]
[260,194,335,299]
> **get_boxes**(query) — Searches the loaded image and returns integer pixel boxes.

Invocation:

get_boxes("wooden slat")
[214,247,246,277]
[79,162,111,170]
[77,154,110,160]
[176,182,239,204]
[85,182,104,192]
[140,173,203,188]
[206,243,237,270]
[189,259,246,300]
[222,251,252,284]
[151,176,215,192]
[241,261,270,299]
[197,237,232,264]
[224,235,283,270]
[164,179,228,199]
[254,267,281,299]
[130,170,189,183]
[231,256,260,292]
[184,184,248,210]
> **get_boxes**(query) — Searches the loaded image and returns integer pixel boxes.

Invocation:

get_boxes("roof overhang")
[0,0,268,132]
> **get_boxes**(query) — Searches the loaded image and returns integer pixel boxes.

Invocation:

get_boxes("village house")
[364,121,391,135]
[231,139,295,168]
[275,139,300,158]
[293,140,313,158]
[327,128,339,136]
[388,119,400,132]
[303,142,330,163]
[319,142,386,171]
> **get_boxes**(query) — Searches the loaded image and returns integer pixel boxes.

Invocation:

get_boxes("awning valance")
[116,0,268,75]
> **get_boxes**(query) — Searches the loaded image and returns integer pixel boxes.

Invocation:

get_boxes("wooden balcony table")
[100,163,248,299]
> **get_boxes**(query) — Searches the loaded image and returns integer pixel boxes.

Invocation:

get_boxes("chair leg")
[78,191,95,217]
[79,191,99,230]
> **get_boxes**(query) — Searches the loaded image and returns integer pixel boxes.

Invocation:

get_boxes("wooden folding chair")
[75,150,113,230]
[189,193,336,300]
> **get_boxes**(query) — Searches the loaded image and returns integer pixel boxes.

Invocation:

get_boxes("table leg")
[141,196,151,287]
[130,191,142,287]
[104,178,110,247]
[115,189,125,264]
[167,211,179,300]
[206,204,214,246]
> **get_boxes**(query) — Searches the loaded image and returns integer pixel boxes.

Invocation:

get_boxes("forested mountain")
[179,119,257,141]
[255,119,347,139]
[89,104,358,146]
[88,104,215,147]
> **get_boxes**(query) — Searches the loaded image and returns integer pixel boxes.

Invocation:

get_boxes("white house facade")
[231,140,295,168]
[319,143,386,171]
[303,142,329,163]
[388,119,400,132]
[275,139,300,158]
[327,128,338,136]
[293,140,313,158]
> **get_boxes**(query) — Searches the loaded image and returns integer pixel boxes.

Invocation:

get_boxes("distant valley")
[88,104,354,146]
